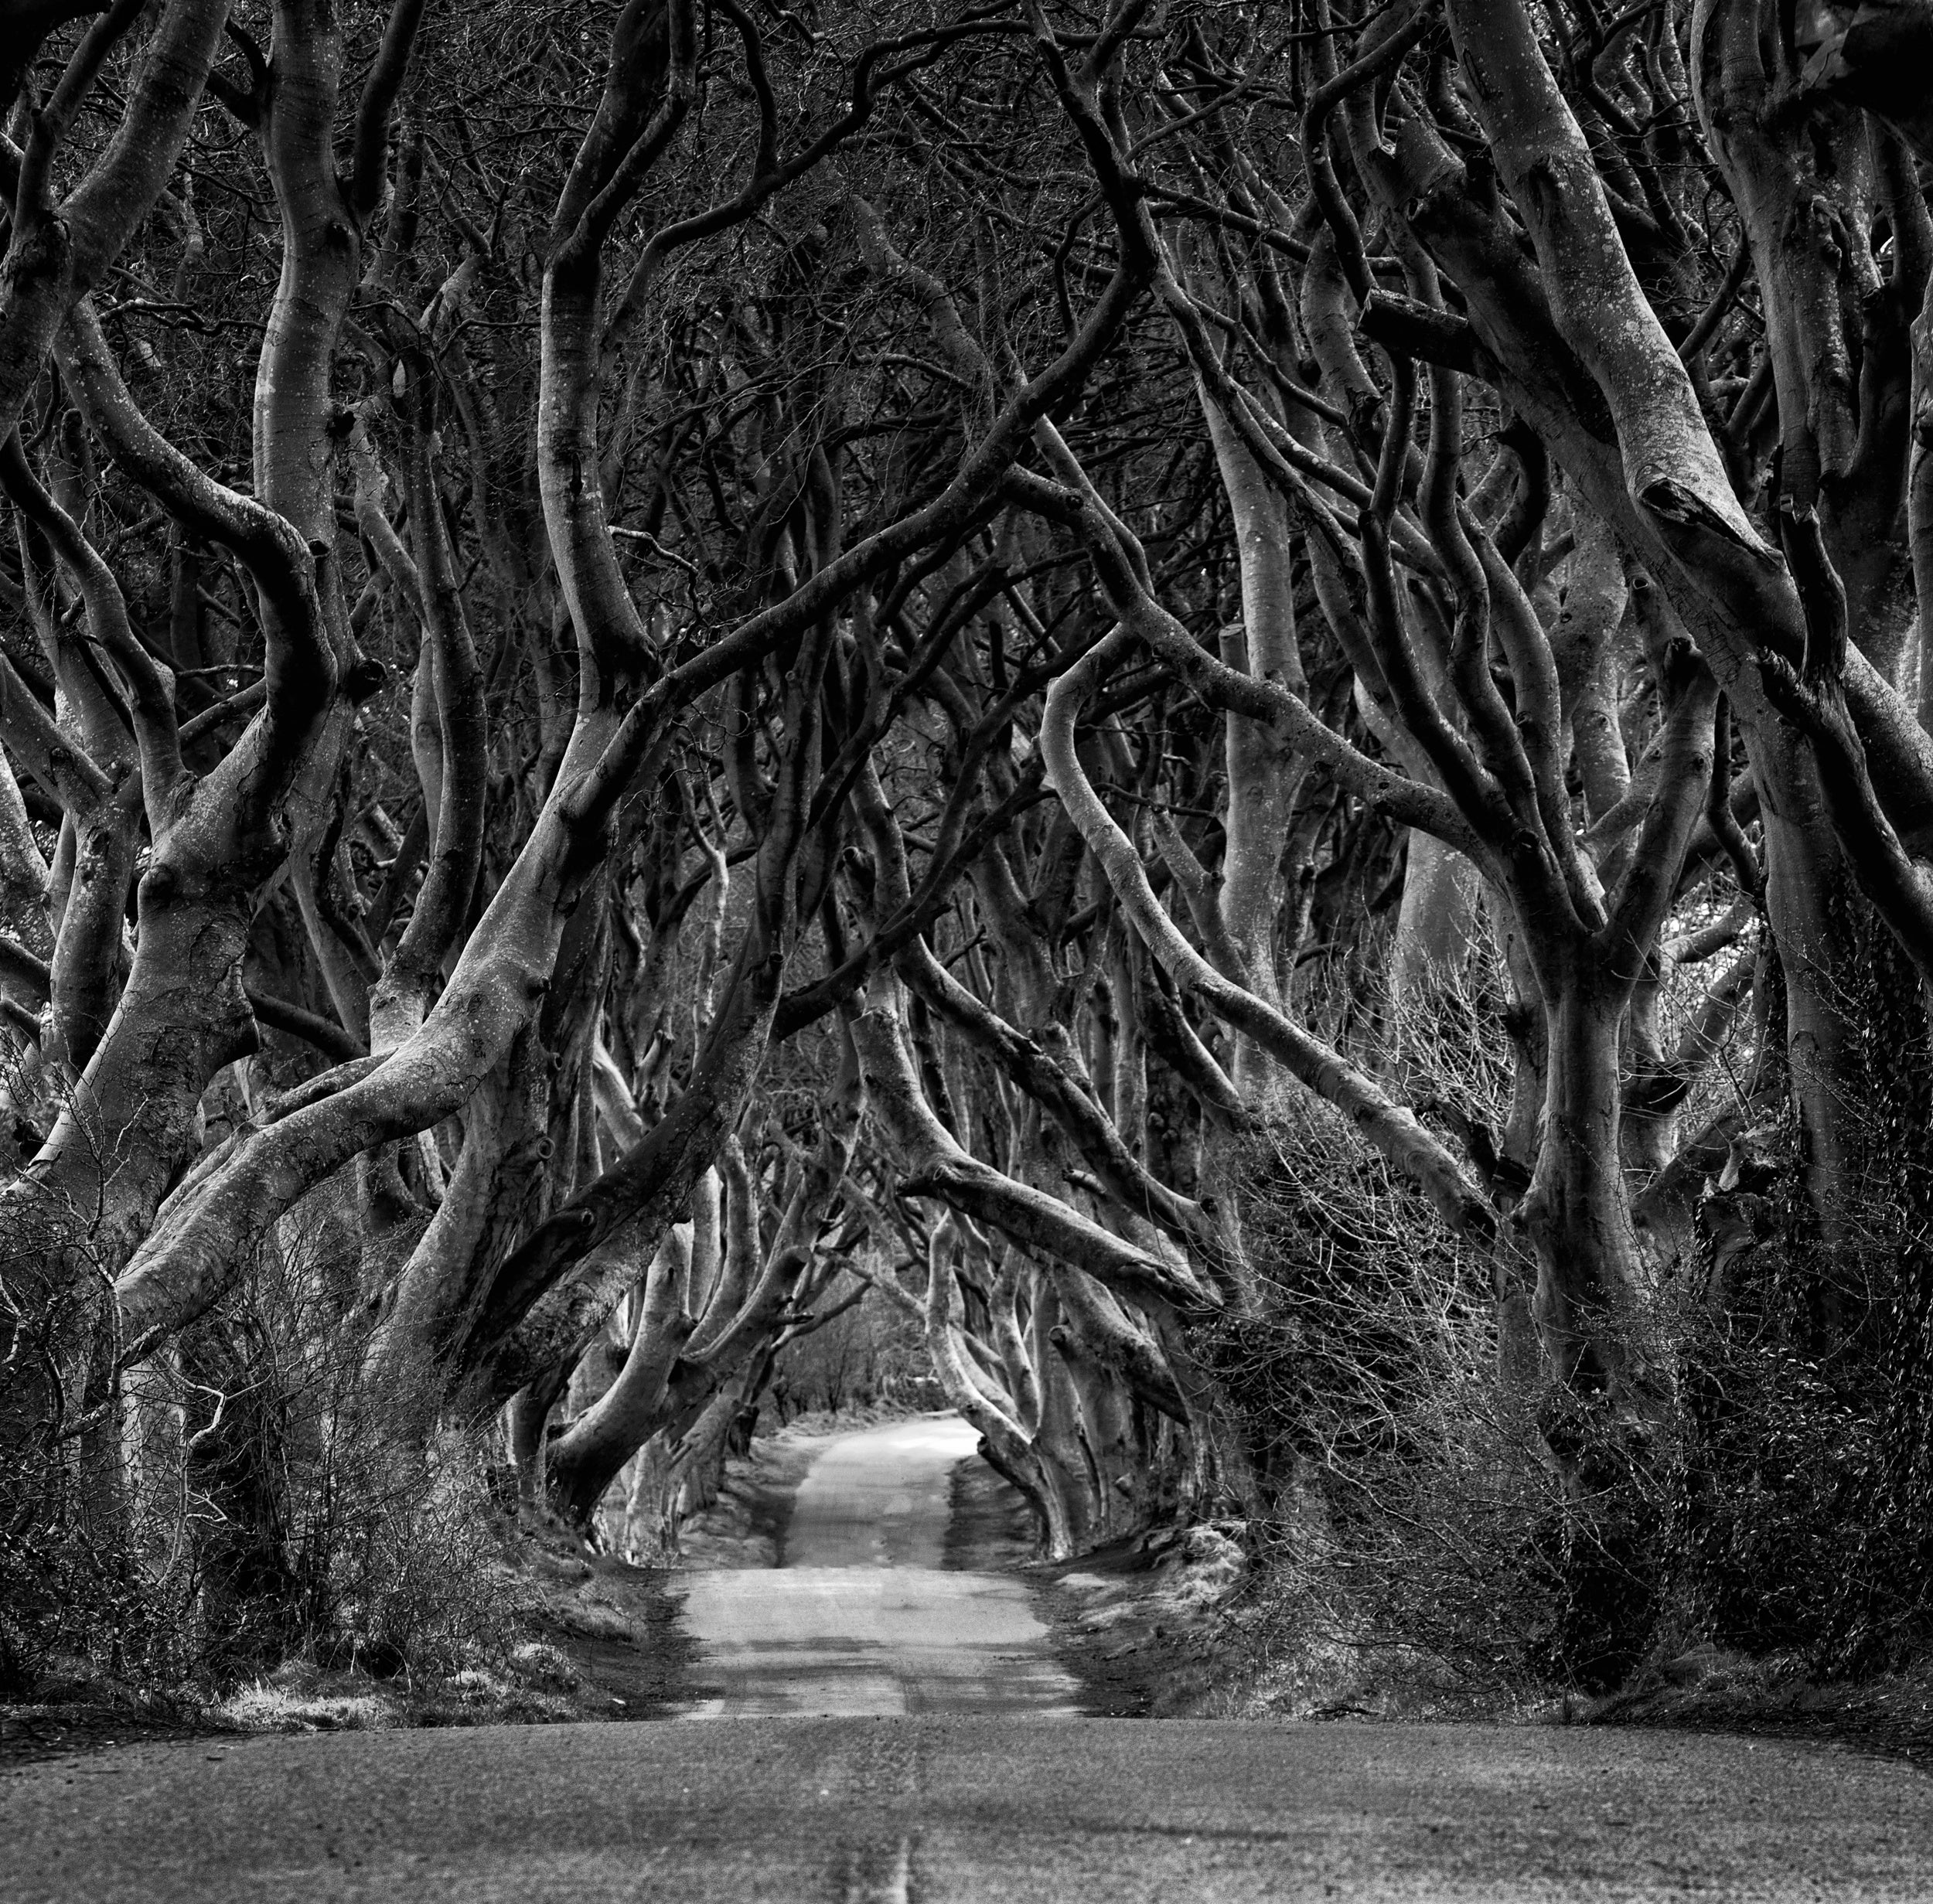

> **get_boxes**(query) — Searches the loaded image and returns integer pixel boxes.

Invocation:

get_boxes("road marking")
[839,1831,916,1904]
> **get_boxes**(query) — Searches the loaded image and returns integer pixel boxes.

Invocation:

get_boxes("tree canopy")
[5,0,1933,1691]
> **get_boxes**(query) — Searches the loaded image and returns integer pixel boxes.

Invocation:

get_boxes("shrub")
[1196,1105,1590,1703]
[1206,1085,1933,1708]
[2,1186,521,1702]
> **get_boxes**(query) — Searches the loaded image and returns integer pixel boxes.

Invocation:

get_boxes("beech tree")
[4,0,1931,1687]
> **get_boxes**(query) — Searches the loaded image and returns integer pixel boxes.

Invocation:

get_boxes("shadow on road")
[672,1412,1081,1718]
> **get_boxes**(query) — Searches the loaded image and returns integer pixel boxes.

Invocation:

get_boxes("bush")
[1206,1085,1933,1711]
[0,1514,195,1701]
[2,1184,520,1703]
[1196,1107,1597,1705]
[1666,1136,1933,1674]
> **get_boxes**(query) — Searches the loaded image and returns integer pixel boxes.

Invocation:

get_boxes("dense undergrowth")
[1188,1088,1933,1726]
[0,1279,933,1732]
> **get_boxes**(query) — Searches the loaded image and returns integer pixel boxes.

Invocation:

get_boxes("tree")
[4,0,1931,1691]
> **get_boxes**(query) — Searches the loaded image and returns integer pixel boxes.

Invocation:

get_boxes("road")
[674,1413,1078,1718]
[7,1413,1933,1902]
[10,1711,1933,1901]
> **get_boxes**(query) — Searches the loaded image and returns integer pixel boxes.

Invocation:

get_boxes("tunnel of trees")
[4,0,1932,1695]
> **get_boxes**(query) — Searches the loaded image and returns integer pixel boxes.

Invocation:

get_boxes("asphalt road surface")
[9,1414,1933,1902]
[674,1413,1079,1718]
[10,1712,1933,1901]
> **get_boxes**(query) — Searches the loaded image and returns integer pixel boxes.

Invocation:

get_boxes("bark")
[1918,271,1933,732]
[853,974,1212,1314]
[1696,0,1914,672]
[1041,625,1495,1242]
[1549,511,1631,824]
[107,2,698,1357]
[1390,833,1481,1017]
[1387,0,1889,1245]
[1198,391,1305,1092]
[546,1027,859,1531]
[544,1228,695,1527]
[0,0,227,440]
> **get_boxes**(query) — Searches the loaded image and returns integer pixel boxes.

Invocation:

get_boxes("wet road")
[674,1414,1079,1718]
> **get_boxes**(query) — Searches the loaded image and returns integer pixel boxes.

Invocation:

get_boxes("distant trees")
[3,0,1931,1689]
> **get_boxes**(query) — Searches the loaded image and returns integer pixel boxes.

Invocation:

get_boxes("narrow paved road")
[10,1713,1933,1900]
[9,1413,1933,1901]
[675,1413,1077,1718]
